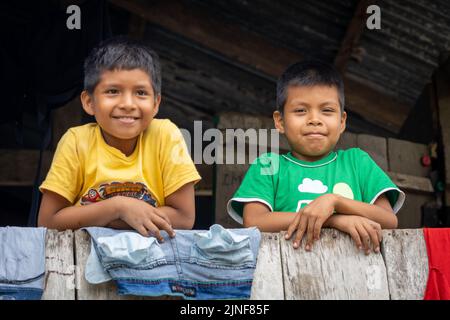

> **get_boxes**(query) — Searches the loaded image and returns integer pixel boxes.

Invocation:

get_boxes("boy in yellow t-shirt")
[38,37,201,241]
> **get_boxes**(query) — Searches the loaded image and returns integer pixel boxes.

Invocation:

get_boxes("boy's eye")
[136,90,148,96]
[323,108,335,113]
[294,108,306,113]
[105,89,119,94]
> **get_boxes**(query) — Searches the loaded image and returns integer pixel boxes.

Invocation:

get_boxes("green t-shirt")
[228,148,405,224]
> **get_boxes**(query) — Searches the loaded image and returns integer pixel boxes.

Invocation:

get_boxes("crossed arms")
[243,193,398,254]
[38,182,196,242]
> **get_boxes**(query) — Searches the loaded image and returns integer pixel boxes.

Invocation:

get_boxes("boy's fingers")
[366,226,379,253]
[153,208,172,226]
[348,228,363,250]
[137,226,150,238]
[293,215,307,249]
[286,213,301,239]
[313,218,324,241]
[366,224,381,253]
[152,215,175,238]
[355,223,370,253]
[143,220,163,242]
[305,217,316,251]
[370,222,383,243]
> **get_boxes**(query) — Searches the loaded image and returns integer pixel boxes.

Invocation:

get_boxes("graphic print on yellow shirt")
[80,182,157,207]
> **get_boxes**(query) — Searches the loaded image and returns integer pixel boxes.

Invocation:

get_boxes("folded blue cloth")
[85,224,261,300]
[0,227,47,300]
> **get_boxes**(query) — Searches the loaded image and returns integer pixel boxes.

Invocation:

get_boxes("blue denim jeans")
[0,227,47,300]
[85,224,261,300]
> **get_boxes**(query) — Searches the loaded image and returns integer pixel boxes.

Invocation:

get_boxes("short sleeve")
[159,120,201,197]
[39,130,83,203]
[227,153,278,224]
[356,149,405,213]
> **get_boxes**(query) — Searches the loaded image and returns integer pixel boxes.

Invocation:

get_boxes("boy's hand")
[113,196,175,241]
[285,194,336,250]
[329,214,382,254]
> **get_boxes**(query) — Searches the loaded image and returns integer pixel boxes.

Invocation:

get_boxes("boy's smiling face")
[274,85,346,162]
[81,68,160,156]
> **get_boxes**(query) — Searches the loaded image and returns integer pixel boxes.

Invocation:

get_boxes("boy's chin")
[294,148,331,160]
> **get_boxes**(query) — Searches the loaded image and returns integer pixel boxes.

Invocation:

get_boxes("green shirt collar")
[283,151,337,168]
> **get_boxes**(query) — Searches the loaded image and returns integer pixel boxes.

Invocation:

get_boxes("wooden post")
[42,230,75,300]
[380,229,428,299]
[280,229,389,299]
[250,233,284,300]
[334,0,372,74]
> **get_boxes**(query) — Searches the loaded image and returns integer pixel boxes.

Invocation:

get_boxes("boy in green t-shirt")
[227,60,405,254]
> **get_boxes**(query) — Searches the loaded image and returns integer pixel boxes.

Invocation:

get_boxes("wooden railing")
[41,228,428,300]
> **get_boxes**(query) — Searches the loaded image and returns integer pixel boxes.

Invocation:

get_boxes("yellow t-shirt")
[40,119,201,207]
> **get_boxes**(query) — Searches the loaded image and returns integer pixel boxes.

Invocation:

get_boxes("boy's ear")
[340,111,347,134]
[273,110,285,134]
[80,90,95,116]
[152,94,161,117]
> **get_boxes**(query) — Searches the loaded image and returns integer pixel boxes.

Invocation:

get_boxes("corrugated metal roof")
[347,0,450,105]
[191,0,450,106]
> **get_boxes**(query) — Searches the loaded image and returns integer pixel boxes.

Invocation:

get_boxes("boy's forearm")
[47,197,121,230]
[332,194,397,228]
[158,206,195,229]
[106,219,132,230]
[244,211,298,232]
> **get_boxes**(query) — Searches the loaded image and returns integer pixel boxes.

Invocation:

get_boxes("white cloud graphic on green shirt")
[298,178,328,194]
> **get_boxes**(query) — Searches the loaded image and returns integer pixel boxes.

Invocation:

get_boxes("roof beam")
[334,0,373,74]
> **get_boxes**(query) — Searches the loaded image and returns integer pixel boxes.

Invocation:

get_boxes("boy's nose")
[118,93,137,110]
[307,117,323,126]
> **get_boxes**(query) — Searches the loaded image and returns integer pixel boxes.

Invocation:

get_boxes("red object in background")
[423,228,450,300]
[421,155,431,167]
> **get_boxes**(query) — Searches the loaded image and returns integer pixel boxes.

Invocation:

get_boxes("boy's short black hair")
[84,36,161,97]
[276,60,345,113]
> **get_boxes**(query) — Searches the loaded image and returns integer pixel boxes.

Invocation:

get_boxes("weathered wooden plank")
[195,163,213,192]
[42,230,75,300]
[357,134,388,171]
[215,163,249,228]
[280,229,389,300]
[335,131,358,150]
[388,138,430,177]
[381,229,428,300]
[217,111,275,130]
[387,172,434,193]
[217,112,290,151]
[251,233,284,300]
[396,193,433,229]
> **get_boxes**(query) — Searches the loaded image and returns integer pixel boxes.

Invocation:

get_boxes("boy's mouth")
[304,132,327,138]
[112,116,140,124]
